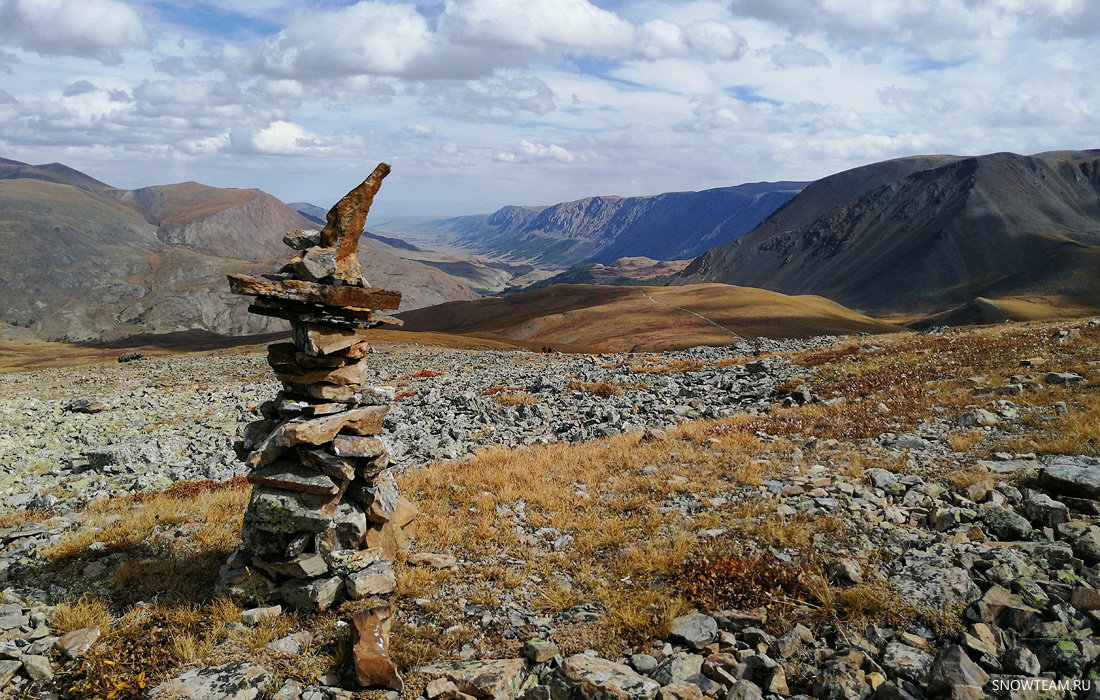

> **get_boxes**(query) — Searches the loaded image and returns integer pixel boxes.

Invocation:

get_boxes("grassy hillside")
[399,283,902,352]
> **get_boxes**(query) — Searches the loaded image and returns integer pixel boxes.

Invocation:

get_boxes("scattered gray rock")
[667,612,717,651]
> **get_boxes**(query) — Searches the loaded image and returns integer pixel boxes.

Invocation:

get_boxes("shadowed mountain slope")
[0,159,477,341]
[680,150,1100,318]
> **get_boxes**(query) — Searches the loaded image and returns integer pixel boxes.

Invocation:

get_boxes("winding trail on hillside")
[632,288,744,341]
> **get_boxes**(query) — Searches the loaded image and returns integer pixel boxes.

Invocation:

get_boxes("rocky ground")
[0,335,826,509]
[0,319,1097,699]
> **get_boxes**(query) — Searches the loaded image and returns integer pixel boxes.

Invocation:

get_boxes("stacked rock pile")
[217,163,416,621]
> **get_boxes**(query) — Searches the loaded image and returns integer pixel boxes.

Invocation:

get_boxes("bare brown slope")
[110,183,312,259]
[398,283,901,352]
[0,157,114,192]
[680,150,1100,317]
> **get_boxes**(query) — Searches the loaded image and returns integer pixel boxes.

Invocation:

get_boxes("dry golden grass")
[810,581,965,637]
[397,423,792,652]
[948,430,988,453]
[943,466,996,490]
[1009,391,1100,456]
[493,391,538,406]
[567,379,626,396]
[44,483,249,565]
[50,597,113,635]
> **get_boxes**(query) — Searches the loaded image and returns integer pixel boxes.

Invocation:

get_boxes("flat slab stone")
[151,662,271,699]
[556,654,660,700]
[57,626,100,659]
[247,461,341,496]
[1039,455,1100,499]
[274,363,368,386]
[240,605,282,626]
[228,274,400,310]
[331,435,385,459]
[346,560,397,598]
[253,554,329,579]
[300,449,356,482]
[248,407,393,468]
[245,487,337,535]
[420,659,527,700]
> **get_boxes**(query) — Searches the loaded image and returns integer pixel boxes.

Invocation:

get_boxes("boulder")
[968,585,1041,634]
[151,662,271,699]
[556,655,660,700]
[1023,493,1069,528]
[424,659,527,700]
[926,645,988,695]
[668,612,717,650]
[1038,456,1100,500]
[980,506,1032,540]
[652,652,705,686]
[880,643,934,684]
[891,555,979,608]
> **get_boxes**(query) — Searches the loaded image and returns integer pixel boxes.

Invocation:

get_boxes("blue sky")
[0,0,1097,217]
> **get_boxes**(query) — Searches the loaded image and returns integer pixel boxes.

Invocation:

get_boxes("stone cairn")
[219,163,414,689]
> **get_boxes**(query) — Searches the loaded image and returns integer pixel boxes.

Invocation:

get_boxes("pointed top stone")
[319,162,391,283]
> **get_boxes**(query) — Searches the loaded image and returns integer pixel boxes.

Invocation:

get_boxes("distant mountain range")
[6,148,1100,344]
[678,150,1100,321]
[0,158,477,342]
[392,181,807,268]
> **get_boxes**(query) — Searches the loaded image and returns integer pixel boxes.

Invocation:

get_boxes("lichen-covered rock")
[422,658,527,700]
[891,554,979,608]
[980,506,1032,540]
[150,662,271,700]
[881,642,934,685]
[556,654,660,700]
[652,652,704,686]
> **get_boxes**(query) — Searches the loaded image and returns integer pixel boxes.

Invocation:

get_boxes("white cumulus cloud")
[441,0,635,53]
[0,0,148,64]
[250,120,325,155]
[255,1,434,78]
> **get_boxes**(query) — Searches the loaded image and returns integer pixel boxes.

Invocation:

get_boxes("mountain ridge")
[0,158,478,342]
[679,150,1100,318]
[406,181,808,267]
